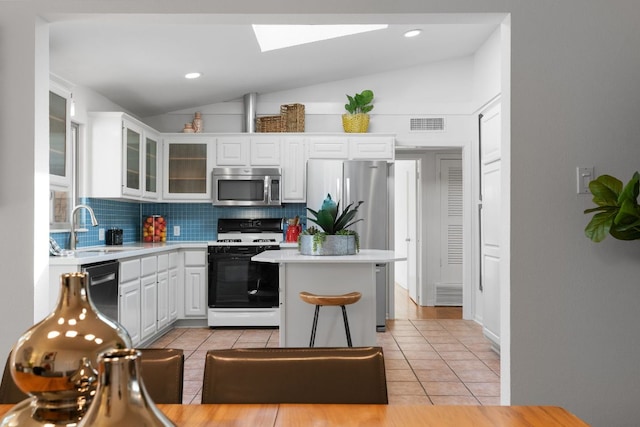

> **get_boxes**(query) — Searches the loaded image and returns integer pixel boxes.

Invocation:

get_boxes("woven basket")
[256,115,285,133]
[342,113,370,133]
[280,103,305,132]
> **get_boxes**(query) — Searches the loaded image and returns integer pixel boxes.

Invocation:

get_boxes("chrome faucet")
[69,204,99,250]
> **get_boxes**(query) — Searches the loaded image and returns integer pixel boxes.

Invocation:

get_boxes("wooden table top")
[0,403,589,426]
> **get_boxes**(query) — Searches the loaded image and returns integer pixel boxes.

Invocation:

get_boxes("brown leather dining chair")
[201,346,388,404]
[138,348,184,404]
[1,348,184,405]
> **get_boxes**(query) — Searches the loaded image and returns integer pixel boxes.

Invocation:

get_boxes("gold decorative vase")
[77,349,176,427]
[0,272,132,427]
[342,113,370,133]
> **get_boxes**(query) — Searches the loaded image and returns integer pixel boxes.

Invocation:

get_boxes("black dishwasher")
[82,260,119,324]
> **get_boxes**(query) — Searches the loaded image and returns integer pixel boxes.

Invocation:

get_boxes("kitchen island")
[252,249,404,347]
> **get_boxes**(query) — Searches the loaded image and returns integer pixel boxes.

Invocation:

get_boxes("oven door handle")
[211,252,254,260]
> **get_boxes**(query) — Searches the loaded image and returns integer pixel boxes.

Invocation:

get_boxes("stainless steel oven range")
[207,218,283,327]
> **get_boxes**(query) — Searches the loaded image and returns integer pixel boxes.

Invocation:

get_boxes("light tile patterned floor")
[149,288,500,405]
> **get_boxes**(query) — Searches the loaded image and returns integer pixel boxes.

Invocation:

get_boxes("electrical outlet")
[173,225,180,237]
[98,228,105,241]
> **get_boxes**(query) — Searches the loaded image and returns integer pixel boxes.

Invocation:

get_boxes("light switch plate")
[173,225,180,236]
[98,228,105,241]
[577,167,594,194]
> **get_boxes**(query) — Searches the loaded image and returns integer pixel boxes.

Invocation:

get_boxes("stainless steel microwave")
[212,167,281,206]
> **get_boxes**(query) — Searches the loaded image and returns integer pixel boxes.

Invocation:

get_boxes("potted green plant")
[342,89,374,133]
[584,171,640,242]
[299,194,364,255]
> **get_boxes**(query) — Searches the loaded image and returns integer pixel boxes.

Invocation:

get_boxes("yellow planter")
[342,113,370,133]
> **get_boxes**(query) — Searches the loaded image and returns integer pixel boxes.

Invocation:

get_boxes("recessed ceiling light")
[185,72,201,79]
[403,29,422,38]
[252,24,389,53]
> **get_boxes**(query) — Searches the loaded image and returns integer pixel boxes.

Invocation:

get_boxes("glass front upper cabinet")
[49,90,70,187]
[163,138,211,200]
[122,121,142,197]
[143,133,159,198]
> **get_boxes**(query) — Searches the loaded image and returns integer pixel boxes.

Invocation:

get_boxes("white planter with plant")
[299,194,364,255]
[342,90,374,133]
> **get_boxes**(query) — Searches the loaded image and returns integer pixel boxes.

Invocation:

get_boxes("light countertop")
[49,242,208,266]
[252,249,405,264]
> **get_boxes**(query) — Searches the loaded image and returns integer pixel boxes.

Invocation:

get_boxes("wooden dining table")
[0,403,589,426]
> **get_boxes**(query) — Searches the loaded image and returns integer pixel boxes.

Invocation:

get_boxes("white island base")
[252,250,405,347]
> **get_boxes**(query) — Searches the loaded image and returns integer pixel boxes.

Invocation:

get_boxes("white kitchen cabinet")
[52,249,181,347]
[119,258,141,346]
[49,83,73,229]
[281,137,306,202]
[307,136,349,159]
[122,120,143,197]
[168,252,179,322]
[120,281,141,346]
[163,136,214,201]
[250,137,281,165]
[183,249,207,318]
[348,136,394,160]
[140,255,158,340]
[142,130,161,199]
[216,136,249,166]
[86,112,161,201]
[307,135,395,160]
[156,253,169,329]
[49,85,72,189]
[215,135,281,166]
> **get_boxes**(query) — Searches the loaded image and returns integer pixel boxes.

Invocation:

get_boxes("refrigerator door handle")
[345,177,351,202]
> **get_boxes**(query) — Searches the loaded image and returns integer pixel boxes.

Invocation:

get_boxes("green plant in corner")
[300,194,364,252]
[584,171,640,242]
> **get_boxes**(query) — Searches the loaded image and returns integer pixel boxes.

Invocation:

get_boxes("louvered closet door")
[438,158,463,305]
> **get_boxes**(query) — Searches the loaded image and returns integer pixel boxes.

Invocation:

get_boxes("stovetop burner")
[209,218,284,247]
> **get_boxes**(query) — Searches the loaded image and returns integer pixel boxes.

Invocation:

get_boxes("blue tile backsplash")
[50,198,308,249]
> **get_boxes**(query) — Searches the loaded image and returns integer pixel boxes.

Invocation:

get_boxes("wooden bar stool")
[299,291,362,347]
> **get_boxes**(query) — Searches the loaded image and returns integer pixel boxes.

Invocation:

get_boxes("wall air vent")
[409,117,445,132]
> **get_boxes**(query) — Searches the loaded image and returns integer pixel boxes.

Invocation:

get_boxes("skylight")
[252,24,389,52]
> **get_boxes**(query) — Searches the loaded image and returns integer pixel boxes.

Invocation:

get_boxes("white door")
[394,160,418,303]
[436,157,463,305]
[480,102,502,349]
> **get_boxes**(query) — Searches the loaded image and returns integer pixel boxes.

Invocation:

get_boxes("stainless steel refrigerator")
[306,160,390,331]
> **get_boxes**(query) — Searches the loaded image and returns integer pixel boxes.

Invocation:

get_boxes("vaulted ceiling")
[48,14,503,118]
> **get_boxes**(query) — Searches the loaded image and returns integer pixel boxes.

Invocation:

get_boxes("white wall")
[473,27,502,112]
[0,4,47,360]
[4,2,640,425]
[145,57,476,145]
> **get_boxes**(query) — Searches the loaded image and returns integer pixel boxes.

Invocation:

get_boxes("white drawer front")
[141,256,157,276]
[169,251,179,268]
[157,253,169,270]
[120,258,141,282]
[184,250,206,266]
